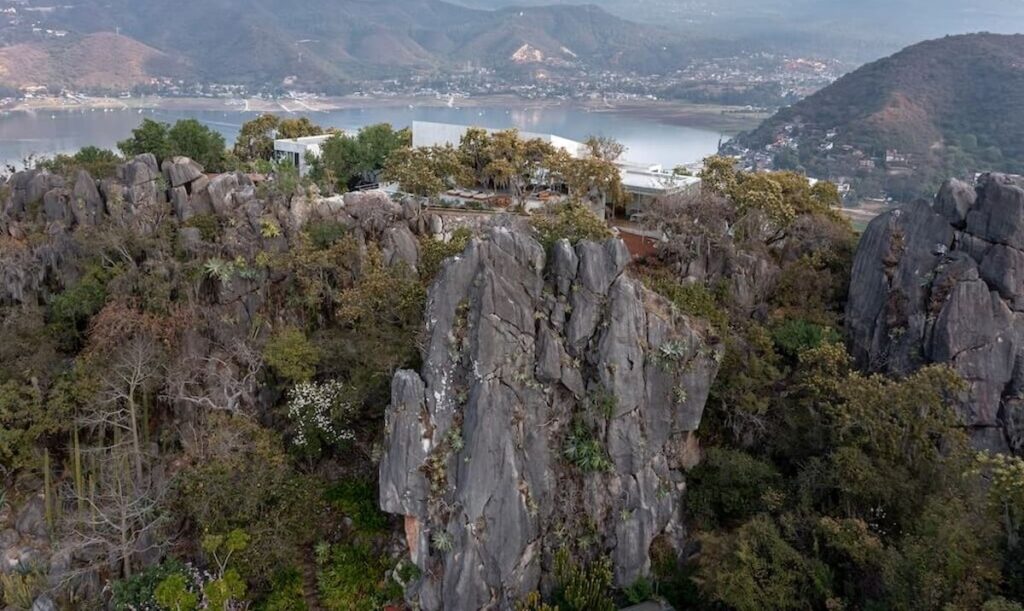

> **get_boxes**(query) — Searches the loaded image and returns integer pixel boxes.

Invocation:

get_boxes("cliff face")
[379,228,722,609]
[847,173,1024,453]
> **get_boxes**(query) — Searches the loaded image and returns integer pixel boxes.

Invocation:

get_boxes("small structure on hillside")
[273,134,336,176]
[618,161,701,217]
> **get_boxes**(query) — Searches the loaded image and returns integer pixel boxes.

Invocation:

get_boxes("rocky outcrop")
[379,228,722,609]
[847,173,1024,453]
[161,156,204,189]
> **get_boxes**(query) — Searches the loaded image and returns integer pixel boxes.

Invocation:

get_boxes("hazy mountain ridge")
[455,0,1024,61]
[0,0,695,89]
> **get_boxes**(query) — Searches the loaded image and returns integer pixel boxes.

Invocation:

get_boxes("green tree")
[459,126,494,186]
[382,145,469,198]
[548,148,625,212]
[167,119,227,172]
[175,414,322,587]
[314,133,361,189]
[583,135,626,161]
[697,515,831,611]
[731,173,791,226]
[685,447,783,530]
[263,327,320,384]
[699,155,739,196]
[38,146,122,179]
[479,129,556,204]
[154,573,198,611]
[530,201,612,249]
[234,114,281,162]
[352,123,408,182]
[118,118,171,161]
[277,117,323,140]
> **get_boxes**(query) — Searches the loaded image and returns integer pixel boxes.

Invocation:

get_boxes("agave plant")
[203,258,235,286]
[431,530,455,553]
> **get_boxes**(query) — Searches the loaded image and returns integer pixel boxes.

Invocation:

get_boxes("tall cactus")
[73,427,85,513]
[43,448,54,534]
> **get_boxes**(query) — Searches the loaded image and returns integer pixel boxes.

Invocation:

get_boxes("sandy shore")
[3,94,768,133]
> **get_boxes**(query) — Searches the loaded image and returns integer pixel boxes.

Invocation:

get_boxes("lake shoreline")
[3,94,767,134]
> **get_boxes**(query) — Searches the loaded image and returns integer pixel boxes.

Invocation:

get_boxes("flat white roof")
[620,168,701,194]
[273,134,335,149]
[274,135,333,145]
[412,121,585,158]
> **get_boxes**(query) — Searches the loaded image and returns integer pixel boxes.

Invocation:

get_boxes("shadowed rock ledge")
[379,227,722,609]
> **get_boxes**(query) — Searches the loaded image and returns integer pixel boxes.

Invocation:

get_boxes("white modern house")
[617,162,702,215]
[410,121,701,214]
[273,134,337,176]
[411,121,586,158]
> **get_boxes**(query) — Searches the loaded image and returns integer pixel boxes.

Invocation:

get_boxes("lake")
[0,104,728,171]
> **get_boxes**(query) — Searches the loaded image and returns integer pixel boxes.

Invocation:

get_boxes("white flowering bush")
[286,380,356,457]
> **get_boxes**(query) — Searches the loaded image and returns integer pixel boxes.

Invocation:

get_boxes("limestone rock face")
[847,173,1024,452]
[379,227,722,610]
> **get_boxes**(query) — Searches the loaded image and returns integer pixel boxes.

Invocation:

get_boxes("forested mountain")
[730,33,1024,200]
[0,0,697,89]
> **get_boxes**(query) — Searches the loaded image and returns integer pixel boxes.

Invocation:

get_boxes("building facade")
[273,134,337,176]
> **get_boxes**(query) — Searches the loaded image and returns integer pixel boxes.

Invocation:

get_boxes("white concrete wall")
[273,135,333,176]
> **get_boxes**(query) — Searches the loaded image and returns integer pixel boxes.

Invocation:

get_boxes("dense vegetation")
[632,157,1024,610]
[0,121,445,609]
[2,121,1023,610]
[732,33,1024,201]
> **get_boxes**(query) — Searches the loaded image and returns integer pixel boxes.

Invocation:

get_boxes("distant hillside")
[0,32,188,91]
[729,34,1024,200]
[0,0,695,90]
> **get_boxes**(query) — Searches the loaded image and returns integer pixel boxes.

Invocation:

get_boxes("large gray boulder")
[847,173,1024,452]
[161,156,204,189]
[206,173,239,215]
[27,172,64,210]
[41,189,72,226]
[380,228,722,609]
[70,170,103,226]
[120,154,159,187]
[119,155,163,208]
[381,225,420,270]
[343,190,404,235]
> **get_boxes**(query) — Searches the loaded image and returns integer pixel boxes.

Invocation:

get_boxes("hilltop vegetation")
[730,33,1024,201]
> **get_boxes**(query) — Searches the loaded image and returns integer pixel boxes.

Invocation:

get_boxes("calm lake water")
[0,105,727,170]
